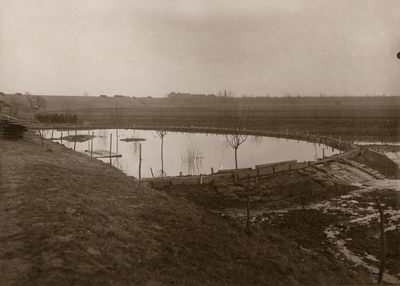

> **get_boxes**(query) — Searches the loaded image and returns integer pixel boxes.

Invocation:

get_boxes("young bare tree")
[224,105,248,169]
[152,109,170,177]
[312,108,319,135]
[109,102,122,125]
[83,104,95,125]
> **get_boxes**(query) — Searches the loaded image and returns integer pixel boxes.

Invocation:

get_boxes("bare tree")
[224,105,248,169]
[109,103,122,125]
[10,97,21,118]
[312,108,319,135]
[83,104,95,124]
[152,109,170,177]
[26,92,46,115]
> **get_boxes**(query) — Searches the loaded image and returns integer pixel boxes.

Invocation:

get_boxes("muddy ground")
[164,149,400,284]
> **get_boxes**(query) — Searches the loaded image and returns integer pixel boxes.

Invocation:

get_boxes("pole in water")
[109,133,112,164]
[116,128,119,153]
[91,132,94,157]
[74,129,77,151]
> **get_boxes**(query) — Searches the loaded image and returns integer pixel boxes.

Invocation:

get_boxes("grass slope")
[0,133,371,285]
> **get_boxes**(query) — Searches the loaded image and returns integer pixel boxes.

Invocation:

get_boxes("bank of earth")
[1,131,398,285]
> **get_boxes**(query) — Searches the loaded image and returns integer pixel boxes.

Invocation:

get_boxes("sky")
[0,0,399,97]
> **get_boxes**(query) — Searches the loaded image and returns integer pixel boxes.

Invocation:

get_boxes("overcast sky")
[1,0,399,97]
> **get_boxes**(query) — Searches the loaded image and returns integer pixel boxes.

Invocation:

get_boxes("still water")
[43,129,339,178]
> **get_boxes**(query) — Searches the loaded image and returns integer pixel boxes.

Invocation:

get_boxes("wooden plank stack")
[0,114,29,139]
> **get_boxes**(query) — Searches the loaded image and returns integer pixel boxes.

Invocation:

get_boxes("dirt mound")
[352,148,400,179]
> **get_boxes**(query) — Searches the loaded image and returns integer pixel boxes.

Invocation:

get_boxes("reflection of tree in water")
[98,129,108,148]
[112,158,123,170]
[252,135,263,147]
[181,141,204,175]
[127,141,141,155]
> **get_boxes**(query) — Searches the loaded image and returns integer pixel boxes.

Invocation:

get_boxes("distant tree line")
[35,113,78,124]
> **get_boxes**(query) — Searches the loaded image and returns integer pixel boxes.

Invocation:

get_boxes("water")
[43,129,339,178]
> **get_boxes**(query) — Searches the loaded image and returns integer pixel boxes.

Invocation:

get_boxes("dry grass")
[0,133,372,285]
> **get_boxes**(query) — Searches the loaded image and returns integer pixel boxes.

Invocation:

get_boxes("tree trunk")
[161,136,164,176]
[139,144,142,179]
[235,147,238,169]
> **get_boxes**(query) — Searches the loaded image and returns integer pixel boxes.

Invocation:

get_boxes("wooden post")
[109,133,112,164]
[139,144,142,179]
[376,198,386,285]
[211,167,214,174]
[73,129,77,151]
[60,130,63,145]
[116,128,119,153]
[180,171,182,177]
[90,132,94,157]
[246,174,250,234]
[322,148,325,158]
[200,174,203,185]
[51,129,54,140]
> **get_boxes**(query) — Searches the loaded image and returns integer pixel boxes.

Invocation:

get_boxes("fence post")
[109,133,112,164]
[74,129,77,151]
[90,132,94,157]
[376,198,386,285]
[211,167,214,174]
[200,174,203,185]
[246,174,250,234]
[139,144,142,179]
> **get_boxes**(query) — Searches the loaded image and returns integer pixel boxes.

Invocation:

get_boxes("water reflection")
[45,129,341,178]
[181,140,204,175]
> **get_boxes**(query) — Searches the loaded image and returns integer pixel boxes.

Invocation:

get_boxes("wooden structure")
[0,114,28,139]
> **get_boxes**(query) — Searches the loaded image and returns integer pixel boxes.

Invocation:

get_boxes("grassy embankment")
[0,132,372,285]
